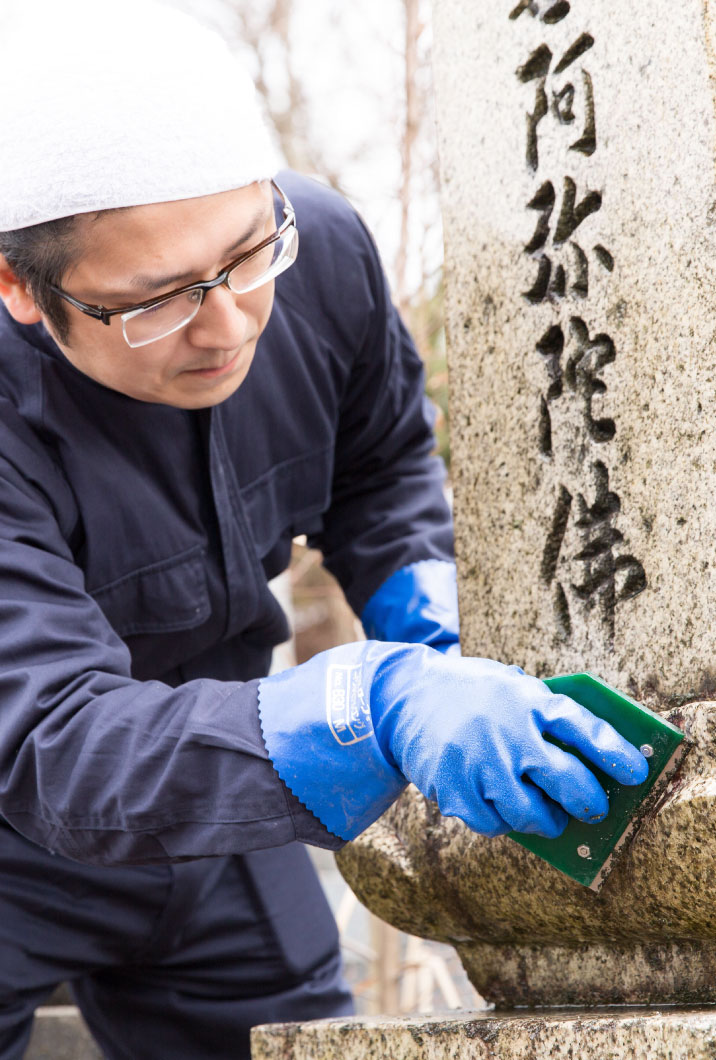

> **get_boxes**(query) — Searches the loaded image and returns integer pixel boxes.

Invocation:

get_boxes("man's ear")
[0,257,42,325]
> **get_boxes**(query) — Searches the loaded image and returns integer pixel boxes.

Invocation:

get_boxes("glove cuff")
[361,559,460,654]
[257,643,408,841]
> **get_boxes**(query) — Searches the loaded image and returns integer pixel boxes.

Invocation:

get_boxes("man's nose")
[187,283,249,349]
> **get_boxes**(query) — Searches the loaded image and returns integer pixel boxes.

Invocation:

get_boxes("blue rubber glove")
[257,641,649,841]
[361,559,461,655]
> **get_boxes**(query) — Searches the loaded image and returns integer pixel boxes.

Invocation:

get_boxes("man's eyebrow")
[123,205,271,296]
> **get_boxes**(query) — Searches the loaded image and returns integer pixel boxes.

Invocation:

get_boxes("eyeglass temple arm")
[49,285,113,325]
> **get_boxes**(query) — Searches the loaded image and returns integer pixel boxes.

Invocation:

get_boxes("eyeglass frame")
[48,179,296,330]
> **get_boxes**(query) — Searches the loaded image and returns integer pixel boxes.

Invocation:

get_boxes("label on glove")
[258,643,408,839]
[326,664,373,745]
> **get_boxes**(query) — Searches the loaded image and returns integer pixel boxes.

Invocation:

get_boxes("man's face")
[44,181,276,408]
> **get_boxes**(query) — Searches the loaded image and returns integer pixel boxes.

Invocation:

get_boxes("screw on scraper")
[576,747,653,859]
[577,746,652,861]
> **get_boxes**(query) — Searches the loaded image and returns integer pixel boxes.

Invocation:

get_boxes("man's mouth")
[184,349,243,379]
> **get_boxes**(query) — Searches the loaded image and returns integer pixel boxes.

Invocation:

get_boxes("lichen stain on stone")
[252,1009,716,1059]
[336,702,716,1006]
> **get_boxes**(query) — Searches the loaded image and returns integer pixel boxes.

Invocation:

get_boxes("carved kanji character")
[516,33,596,167]
[523,182,608,303]
[571,462,647,638]
[565,318,616,443]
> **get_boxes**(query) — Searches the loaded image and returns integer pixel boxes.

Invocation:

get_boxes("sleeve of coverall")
[0,413,342,865]
[314,213,455,617]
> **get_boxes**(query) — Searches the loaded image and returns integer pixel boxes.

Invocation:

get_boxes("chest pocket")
[240,446,333,558]
[89,545,210,639]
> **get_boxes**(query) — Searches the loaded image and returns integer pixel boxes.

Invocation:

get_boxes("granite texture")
[430,0,716,704]
[336,702,716,1006]
[329,0,716,1010]
[251,1008,716,1059]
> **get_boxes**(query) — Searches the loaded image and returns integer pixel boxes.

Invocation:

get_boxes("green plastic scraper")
[509,672,689,892]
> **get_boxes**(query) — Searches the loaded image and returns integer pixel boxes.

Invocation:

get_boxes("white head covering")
[0,0,281,230]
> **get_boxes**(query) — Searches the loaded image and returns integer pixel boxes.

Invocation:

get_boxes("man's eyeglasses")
[49,180,298,348]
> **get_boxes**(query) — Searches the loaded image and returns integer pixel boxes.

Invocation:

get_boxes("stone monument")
[253,1,716,1055]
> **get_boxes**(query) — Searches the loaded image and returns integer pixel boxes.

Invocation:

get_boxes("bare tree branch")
[229,0,346,192]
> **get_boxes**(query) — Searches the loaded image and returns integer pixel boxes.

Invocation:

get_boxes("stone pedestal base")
[251,1008,716,1059]
[457,941,716,1007]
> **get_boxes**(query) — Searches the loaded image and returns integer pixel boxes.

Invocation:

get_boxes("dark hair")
[0,216,82,344]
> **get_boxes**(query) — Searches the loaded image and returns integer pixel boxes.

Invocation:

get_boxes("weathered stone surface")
[431,0,716,703]
[251,1008,716,1059]
[337,702,716,1006]
[321,0,716,1046]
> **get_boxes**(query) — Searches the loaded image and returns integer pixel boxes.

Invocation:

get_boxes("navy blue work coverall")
[0,171,454,1059]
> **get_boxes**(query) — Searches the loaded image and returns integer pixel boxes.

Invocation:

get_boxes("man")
[0,2,648,1057]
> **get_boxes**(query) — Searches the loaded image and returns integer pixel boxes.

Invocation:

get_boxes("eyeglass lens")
[121,224,298,349]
